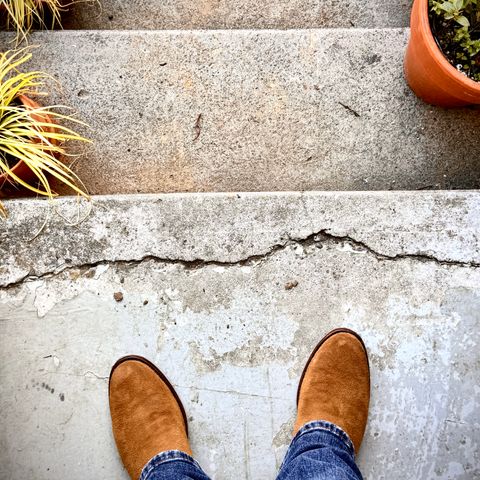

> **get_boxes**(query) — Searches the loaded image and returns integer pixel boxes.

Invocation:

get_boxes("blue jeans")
[139,420,363,480]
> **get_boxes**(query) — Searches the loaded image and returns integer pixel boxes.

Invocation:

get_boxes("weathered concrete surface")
[1,30,479,194]
[0,192,479,479]
[1,191,480,287]
[61,0,411,29]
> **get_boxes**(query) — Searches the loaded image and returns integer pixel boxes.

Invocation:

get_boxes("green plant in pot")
[404,0,480,106]
[0,48,90,216]
[430,0,480,81]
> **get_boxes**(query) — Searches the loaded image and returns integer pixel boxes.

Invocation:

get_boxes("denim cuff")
[294,420,355,456]
[140,450,203,480]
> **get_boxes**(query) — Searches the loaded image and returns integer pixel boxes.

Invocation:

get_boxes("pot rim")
[417,0,480,91]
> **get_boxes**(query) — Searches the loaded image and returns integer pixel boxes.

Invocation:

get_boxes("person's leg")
[277,328,370,480]
[109,355,211,480]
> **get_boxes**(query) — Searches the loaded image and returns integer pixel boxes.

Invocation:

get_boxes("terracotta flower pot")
[0,95,57,189]
[404,0,480,107]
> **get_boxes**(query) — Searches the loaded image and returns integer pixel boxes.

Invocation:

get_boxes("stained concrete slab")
[61,0,411,29]
[0,192,479,479]
[1,30,479,194]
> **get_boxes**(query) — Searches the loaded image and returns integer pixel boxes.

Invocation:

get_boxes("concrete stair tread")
[62,0,411,29]
[2,191,480,285]
[1,29,479,194]
[0,191,479,479]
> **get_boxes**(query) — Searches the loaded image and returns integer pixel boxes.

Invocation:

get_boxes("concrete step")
[1,191,479,479]
[62,0,411,29]
[1,29,480,194]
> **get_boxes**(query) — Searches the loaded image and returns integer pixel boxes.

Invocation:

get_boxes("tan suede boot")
[294,328,370,453]
[109,356,192,479]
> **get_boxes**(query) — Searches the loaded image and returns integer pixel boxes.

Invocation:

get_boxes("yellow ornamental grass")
[0,0,63,40]
[0,48,90,216]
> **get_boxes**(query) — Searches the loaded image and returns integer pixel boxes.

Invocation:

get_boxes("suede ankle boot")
[109,356,191,479]
[294,328,370,453]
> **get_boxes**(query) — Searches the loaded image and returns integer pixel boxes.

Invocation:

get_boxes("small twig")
[339,102,361,117]
[28,204,51,241]
[193,114,202,141]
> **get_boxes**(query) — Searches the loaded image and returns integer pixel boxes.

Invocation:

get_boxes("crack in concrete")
[317,230,480,269]
[1,229,479,289]
[42,370,109,380]
[173,384,287,400]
